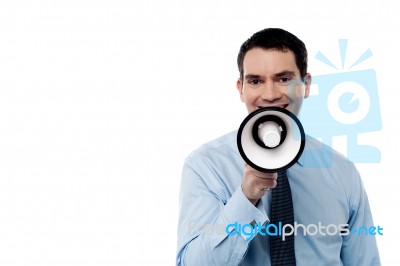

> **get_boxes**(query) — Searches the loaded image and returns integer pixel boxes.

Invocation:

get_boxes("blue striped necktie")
[270,170,296,265]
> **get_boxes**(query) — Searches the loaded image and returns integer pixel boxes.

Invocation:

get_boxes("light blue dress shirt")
[177,131,380,266]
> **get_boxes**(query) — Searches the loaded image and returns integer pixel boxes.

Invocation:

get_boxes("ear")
[304,73,312,98]
[236,79,244,102]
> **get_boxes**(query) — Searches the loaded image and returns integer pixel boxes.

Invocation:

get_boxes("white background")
[0,0,398,265]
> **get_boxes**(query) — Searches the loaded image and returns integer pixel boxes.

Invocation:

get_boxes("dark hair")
[237,28,308,81]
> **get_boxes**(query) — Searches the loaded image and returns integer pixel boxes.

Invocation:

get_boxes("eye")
[248,79,263,85]
[278,77,292,83]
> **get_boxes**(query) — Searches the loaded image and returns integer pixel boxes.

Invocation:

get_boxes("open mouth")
[258,104,289,109]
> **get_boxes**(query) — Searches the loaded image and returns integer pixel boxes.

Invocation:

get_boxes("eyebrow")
[274,70,296,78]
[244,74,262,80]
[244,70,297,80]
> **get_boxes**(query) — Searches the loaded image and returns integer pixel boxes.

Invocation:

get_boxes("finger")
[256,178,277,190]
[253,172,277,180]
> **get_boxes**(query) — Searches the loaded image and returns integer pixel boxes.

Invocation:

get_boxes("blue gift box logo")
[299,40,382,164]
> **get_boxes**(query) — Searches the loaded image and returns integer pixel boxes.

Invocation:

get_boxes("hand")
[241,164,277,205]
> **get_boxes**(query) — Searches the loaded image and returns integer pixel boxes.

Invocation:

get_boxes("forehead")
[242,48,300,76]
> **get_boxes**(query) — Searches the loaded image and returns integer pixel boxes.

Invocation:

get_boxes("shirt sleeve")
[176,156,269,266]
[340,165,381,265]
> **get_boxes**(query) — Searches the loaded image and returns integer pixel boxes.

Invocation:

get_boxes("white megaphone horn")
[237,107,305,173]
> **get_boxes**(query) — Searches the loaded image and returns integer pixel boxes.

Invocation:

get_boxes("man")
[177,28,380,265]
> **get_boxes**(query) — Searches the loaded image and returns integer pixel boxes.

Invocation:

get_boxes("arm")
[176,156,269,266]
[340,166,381,265]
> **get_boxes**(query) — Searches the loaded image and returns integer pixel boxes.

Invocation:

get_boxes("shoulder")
[181,131,243,200]
[301,135,363,198]
[302,135,357,173]
[182,130,243,184]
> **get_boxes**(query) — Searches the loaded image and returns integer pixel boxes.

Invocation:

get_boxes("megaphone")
[237,107,305,173]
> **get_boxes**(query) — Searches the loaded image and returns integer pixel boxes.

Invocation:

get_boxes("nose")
[260,81,282,102]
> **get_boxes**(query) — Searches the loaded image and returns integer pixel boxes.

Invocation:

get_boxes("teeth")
[259,105,288,109]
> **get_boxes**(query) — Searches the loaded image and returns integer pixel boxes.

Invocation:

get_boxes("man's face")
[237,48,311,115]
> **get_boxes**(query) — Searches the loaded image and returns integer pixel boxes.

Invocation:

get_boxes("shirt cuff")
[223,185,269,241]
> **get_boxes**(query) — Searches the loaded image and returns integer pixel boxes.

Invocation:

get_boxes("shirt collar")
[297,152,305,167]
[296,137,308,167]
